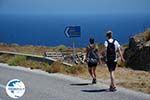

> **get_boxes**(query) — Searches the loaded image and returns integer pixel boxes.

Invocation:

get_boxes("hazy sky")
[0,0,150,16]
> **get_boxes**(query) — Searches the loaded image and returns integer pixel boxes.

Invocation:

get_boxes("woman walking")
[86,38,101,84]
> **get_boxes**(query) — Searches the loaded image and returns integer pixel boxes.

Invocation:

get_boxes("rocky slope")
[124,29,150,71]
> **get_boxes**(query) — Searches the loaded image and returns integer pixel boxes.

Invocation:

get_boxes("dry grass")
[0,45,54,55]
[78,65,150,94]
[0,44,84,56]
[116,68,150,94]
[46,61,65,73]
[65,64,87,75]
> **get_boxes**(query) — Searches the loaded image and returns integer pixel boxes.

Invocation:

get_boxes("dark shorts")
[107,61,117,72]
[88,62,97,68]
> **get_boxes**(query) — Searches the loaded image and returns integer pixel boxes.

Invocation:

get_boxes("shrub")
[0,54,12,63]
[8,55,26,66]
[46,61,65,73]
[65,65,87,74]
[23,60,50,70]
[26,60,42,69]
[40,62,51,71]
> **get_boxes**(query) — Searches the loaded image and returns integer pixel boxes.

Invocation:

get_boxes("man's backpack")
[106,40,116,62]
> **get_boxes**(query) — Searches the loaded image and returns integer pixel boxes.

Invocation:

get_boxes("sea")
[0,14,150,47]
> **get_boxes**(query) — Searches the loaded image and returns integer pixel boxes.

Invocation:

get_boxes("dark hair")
[89,38,95,44]
[106,32,112,39]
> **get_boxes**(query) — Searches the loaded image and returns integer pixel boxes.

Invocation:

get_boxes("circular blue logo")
[6,79,25,99]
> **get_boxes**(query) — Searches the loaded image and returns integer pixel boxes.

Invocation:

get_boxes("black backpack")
[106,39,116,62]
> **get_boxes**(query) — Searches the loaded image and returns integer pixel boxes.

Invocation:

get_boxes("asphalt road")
[0,63,150,100]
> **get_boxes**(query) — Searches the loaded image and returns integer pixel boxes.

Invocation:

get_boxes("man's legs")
[107,62,117,91]
[110,70,116,88]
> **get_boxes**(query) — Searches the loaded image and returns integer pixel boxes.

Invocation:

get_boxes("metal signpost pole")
[64,26,81,64]
[72,40,75,63]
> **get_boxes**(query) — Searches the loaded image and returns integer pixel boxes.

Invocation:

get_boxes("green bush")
[8,55,26,66]
[0,54,12,63]
[24,60,50,70]
[41,62,51,71]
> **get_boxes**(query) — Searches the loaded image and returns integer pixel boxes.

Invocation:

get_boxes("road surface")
[0,63,150,100]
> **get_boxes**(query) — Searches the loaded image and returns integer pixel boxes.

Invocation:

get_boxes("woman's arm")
[85,47,89,60]
[95,48,102,65]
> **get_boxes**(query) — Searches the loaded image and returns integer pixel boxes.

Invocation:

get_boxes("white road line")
[0,84,5,89]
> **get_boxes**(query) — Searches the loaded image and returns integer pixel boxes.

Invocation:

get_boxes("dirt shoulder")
[77,65,150,94]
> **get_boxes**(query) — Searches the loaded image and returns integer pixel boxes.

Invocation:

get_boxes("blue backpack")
[88,45,99,63]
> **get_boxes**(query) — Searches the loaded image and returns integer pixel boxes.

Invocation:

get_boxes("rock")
[124,29,150,71]
[144,40,150,47]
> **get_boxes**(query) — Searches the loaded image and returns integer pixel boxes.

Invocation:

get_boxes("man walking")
[104,31,125,91]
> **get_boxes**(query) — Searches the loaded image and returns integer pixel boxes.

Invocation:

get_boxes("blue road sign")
[64,26,81,38]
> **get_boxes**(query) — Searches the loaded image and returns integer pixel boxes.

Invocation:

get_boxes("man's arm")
[118,48,125,62]
[115,40,125,62]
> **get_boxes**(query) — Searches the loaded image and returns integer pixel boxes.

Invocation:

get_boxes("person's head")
[106,30,113,39]
[89,38,95,44]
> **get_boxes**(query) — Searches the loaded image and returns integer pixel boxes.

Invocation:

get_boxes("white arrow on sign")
[65,27,70,38]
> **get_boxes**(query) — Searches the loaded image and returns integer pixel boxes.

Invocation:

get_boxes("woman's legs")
[88,67,97,78]
[88,67,94,79]
[92,66,97,84]
[92,66,97,79]
[88,62,97,84]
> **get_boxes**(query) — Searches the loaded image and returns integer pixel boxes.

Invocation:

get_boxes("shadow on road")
[81,89,110,93]
[70,83,93,86]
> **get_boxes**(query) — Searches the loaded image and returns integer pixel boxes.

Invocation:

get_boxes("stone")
[124,29,150,71]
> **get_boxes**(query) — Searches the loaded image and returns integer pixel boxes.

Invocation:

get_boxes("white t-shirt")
[104,39,121,62]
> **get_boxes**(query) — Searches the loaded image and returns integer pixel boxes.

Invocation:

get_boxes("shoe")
[92,78,97,84]
[109,86,117,92]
